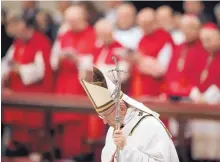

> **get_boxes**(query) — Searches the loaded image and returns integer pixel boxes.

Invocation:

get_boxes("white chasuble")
[101,107,179,162]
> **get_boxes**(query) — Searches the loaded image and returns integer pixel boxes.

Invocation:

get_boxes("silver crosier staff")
[108,56,125,162]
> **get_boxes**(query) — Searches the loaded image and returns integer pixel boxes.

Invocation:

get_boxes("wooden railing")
[2,91,220,162]
[2,91,220,119]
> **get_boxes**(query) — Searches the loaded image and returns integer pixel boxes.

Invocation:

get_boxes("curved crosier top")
[80,66,159,118]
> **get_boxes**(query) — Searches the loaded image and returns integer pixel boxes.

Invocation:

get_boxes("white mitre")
[80,66,159,118]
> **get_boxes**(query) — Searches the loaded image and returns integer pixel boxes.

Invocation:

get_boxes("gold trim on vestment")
[128,113,172,139]
[129,115,151,136]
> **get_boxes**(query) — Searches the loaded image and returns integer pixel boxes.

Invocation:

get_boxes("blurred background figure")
[22,1,39,26]
[1,7,13,154]
[93,18,130,84]
[133,7,175,128]
[173,12,183,31]
[104,1,122,25]
[52,1,72,37]
[1,11,53,158]
[50,5,96,160]
[35,10,56,42]
[53,1,72,25]
[1,7,13,58]
[189,23,220,98]
[165,15,202,98]
[131,7,174,100]
[113,2,143,50]
[164,15,203,162]
[190,22,220,162]
[156,5,185,45]
[214,3,220,28]
[183,0,213,24]
[77,1,104,26]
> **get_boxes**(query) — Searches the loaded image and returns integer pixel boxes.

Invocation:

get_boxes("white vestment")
[105,8,117,25]
[101,107,179,162]
[170,30,185,46]
[113,27,143,50]
[80,65,179,162]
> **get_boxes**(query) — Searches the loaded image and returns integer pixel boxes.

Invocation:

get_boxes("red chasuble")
[93,41,123,65]
[164,40,205,96]
[3,31,53,143]
[53,26,96,157]
[55,26,95,95]
[131,28,174,98]
[193,22,220,92]
[194,50,220,92]
[53,26,95,123]
[9,31,52,92]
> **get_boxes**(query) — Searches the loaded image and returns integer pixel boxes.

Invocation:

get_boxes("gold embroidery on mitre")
[96,101,115,113]
[96,93,124,113]
[92,81,104,86]
[80,79,123,113]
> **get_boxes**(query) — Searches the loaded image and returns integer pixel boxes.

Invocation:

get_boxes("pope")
[80,66,179,162]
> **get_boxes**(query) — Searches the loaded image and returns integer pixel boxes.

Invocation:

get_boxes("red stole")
[195,50,220,92]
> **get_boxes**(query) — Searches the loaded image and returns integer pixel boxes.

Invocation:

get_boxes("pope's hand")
[113,130,126,150]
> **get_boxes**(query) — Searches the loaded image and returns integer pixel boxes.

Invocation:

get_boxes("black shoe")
[5,142,29,157]
[73,152,94,162]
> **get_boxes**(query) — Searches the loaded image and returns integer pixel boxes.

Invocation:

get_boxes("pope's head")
[80,66,129,128]
[98,100,128,128]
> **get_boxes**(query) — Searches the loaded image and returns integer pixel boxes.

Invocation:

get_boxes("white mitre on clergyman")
[80,66,159,118]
